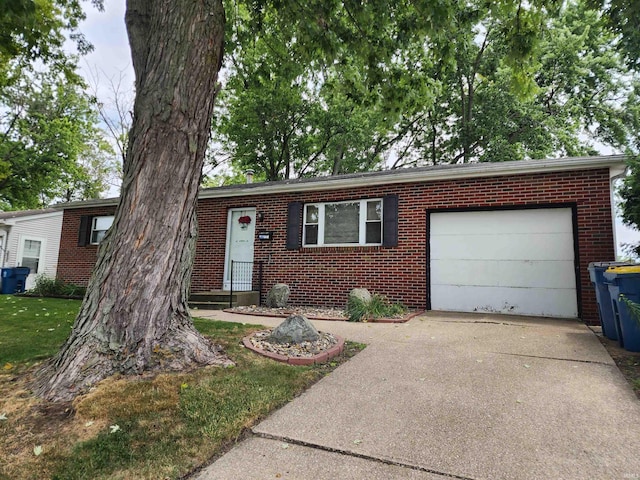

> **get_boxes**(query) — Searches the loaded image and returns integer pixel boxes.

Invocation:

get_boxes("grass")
[0,296,78,367]
[0,296,365,480]
[345,293,407,322]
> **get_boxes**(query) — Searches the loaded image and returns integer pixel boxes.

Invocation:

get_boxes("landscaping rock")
[349,288,372,304]
[265,283,290,308]
[269,314,320,344]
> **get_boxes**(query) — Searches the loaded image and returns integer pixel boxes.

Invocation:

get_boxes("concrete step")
[189,301,230,311]
[189,290,259,310]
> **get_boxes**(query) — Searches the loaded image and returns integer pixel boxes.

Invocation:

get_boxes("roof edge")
[58,155,627,209]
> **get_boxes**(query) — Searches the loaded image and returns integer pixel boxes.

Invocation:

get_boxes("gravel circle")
[248,329,339,358]
[231,305,348,320]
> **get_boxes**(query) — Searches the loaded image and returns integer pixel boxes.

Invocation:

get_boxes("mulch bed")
[226,305,423,323]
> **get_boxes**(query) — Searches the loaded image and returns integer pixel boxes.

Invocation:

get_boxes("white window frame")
[17,235,46,275]
[90,216,115,245]
[303,199,383,247]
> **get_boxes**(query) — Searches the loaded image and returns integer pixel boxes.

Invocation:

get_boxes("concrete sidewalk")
[193,311,640,480]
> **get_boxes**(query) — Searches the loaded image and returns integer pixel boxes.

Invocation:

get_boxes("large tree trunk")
[34,0,231,402]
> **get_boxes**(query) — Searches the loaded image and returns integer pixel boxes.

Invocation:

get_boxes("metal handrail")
[230,260,263,308]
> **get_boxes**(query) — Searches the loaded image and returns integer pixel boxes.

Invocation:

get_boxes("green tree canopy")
[0,68,114,209]
[402,1,638,165]
[0,0,97,73]
[211,0,637,183]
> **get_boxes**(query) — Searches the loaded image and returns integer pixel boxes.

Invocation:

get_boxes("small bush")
[345,293,406,322]
[30,274,86,298]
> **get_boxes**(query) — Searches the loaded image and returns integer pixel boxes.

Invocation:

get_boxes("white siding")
[3,212,63,290]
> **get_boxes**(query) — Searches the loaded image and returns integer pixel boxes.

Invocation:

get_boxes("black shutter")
[382,194,398,247]
[78,215,91,246]
[286,201,302,249]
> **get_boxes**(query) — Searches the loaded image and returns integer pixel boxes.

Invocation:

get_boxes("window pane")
[305,224,318,245]
[367,201,381,221]
[366,222,382,244]
[91,230,107,244]
[306,205,318,224]
[23,240,41,258]
[324,202,359,244]
[91,216,114,244]
[21,257,38,273]
[94,216,114,230]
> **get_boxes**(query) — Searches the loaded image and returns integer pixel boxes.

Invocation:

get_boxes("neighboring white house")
[0,208,63,291]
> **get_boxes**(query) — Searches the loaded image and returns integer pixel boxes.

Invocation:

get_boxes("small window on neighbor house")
[20,239,41,273]
[303,199,382,246]
[91,216,114,244]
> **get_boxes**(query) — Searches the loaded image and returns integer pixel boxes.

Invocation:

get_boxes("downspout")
[0,223,11,269]
[0,237,5,268]
[610,164,628,260]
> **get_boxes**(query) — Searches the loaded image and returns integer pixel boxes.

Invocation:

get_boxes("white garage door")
[429,208,577,318]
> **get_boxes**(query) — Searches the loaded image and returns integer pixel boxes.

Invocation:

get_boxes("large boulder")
[269,314,320,344]
[265,283,290,308]
[348,288,372,304]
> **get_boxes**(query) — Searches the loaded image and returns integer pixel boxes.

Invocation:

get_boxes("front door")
[223,208,256,291]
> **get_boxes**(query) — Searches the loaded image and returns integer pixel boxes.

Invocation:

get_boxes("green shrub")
[345,293,407,322]
[619,295,640,326]
[29,274,86,298]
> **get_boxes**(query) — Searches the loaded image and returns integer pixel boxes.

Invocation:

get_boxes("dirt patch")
[596,331,640,400]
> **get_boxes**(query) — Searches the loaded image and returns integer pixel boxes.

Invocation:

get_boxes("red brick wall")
[57,206,117,285]
[58,168,615,324]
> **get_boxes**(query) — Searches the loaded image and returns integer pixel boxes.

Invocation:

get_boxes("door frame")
[223,207,256,290]
[17,235,47,289]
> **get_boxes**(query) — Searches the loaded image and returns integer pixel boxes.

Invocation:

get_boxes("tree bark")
[34,0,232,402]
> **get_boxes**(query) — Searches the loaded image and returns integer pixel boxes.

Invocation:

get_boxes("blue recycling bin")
[604,266,640,352]
[588,262,633,341]
[13,267,30,293]
[0,267,30,294]
[1,268,18,294]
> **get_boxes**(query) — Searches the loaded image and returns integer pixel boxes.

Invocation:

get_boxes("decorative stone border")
[226,309,424,323]
[242,333,346,365]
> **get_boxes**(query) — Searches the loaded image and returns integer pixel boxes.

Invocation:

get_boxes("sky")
[77,1,133,100]
[73,1,640,258]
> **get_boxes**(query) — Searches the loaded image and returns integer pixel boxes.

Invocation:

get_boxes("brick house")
[55,155,627,324]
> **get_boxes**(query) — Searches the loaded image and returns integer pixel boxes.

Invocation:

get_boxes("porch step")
[189,290,259,310]
[189,301,230,311]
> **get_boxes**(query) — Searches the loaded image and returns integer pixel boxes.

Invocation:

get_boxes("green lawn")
[0,295,364,479]
[0,296,78,366]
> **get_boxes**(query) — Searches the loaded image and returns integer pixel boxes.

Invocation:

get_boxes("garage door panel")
[429,208,577,318]
[430,209,574,235]
[432,259,577,289]
[431,259,500,287]
[431,285,578,318]
[431,233,575,261]
[497,260,576,289]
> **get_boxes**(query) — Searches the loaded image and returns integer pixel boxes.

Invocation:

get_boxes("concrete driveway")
[193,311,640,480]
